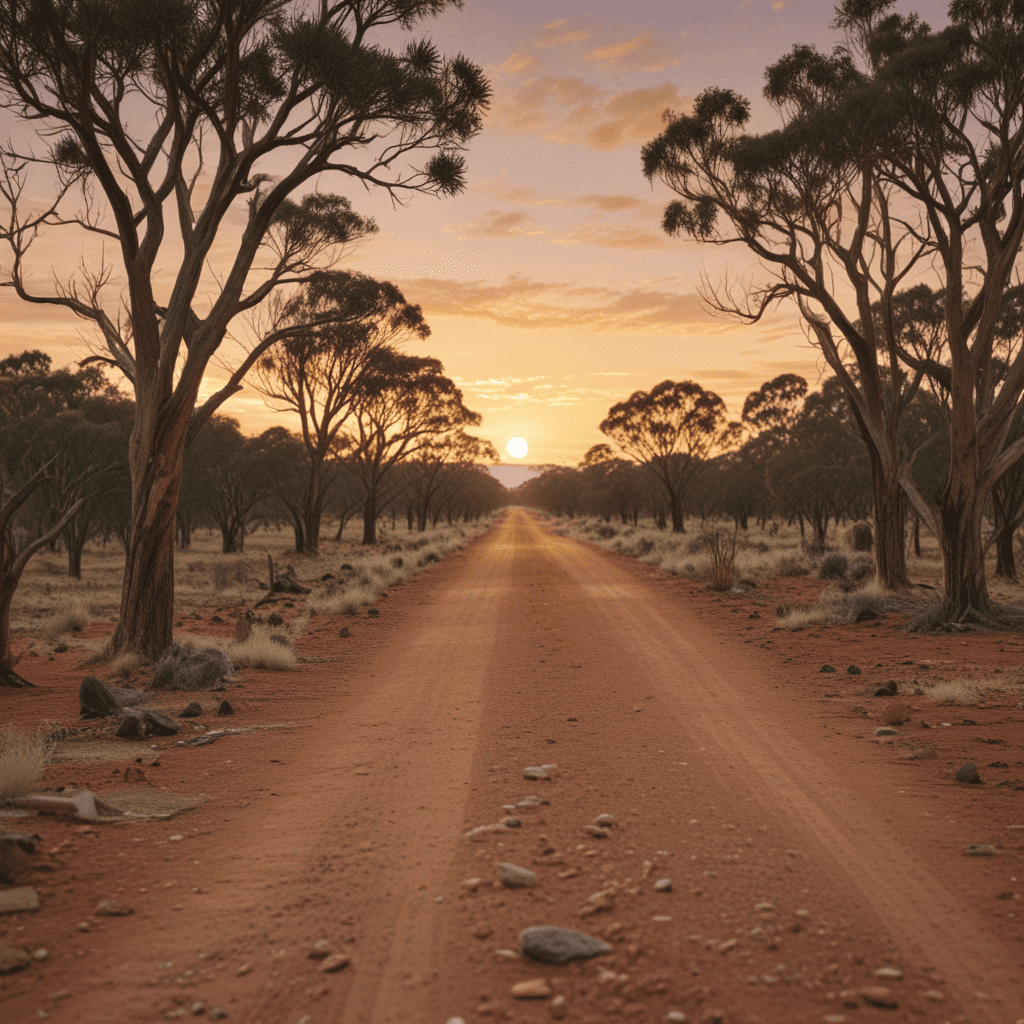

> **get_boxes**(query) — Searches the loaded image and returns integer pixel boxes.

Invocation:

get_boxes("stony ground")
[1,508,1023,1024]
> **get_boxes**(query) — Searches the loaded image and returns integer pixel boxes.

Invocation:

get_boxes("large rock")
[79,676,148,719]
[519,926,611,964]
[115,707,179,739]
[0,946,31,975]
[148,645,233,692]
[955,762,982,784]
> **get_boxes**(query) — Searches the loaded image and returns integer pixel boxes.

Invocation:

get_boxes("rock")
[209,1010,227,1020]
[819,665,836,673]
[955,762,982,784]
[964,844,997,856]
[339,627,350,638]
[473,924,493,940]
[594,813,614,827]
[874,726,898,736]
[511,978,553,998]
[518,795,548,807]
[884,680,898,694]
[318,954,349,973]
[873,686,895,697]
[178,701,203,719]
[367,607,380,617]
[216,700,234,717]
[654,878,672,892]
[79,676,149,718]
[148,644,234,691]
[0,831,39,884]
[266,613,284,626]
[502,816,522,828]
[882,701,910,726]
[499,862,536,888]
[846,664,862,675]
[0,945,31,974]
[340,563,354,571]
[0,887,40,914]
[270,564,309,595]
[95,899,133,916]
[308,940,331,960]
[115,707,179,739]
[875,966,902,979]
[550,993,567,1018]
[520,926,612,964]
[860,986,897,1008]
[582,824,608,838]
[666,1014,688,1023]
[523,766,551,780]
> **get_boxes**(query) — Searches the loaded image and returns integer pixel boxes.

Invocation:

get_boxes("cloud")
[396,274,726,335]
[552,222,669,250]
[531,18,593,48]
[489,78,691,151]
[473,179,652,215]
[584,32,682,72]
[450,209,547,240]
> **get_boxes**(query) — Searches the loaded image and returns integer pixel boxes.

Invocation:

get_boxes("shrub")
[148,643,234,691]
[704,529,738,592]
[41,595,90,642]
[0,726,48,800]
[819,553,849,580]
[848,521,873,551]
[846,554,874,582]
[774,554,810,577]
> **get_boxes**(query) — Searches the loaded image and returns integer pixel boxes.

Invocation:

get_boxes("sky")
[0,0,954,468]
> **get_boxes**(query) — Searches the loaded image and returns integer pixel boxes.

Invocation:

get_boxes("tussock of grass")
[171,629,297,671]
[923,676,1024,704]
[0,726,49,800]
[307,582,380,616]
[41,595,91,642]
[776,581,922,629]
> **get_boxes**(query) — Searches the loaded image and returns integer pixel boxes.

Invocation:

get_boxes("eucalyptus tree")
[600,380,733,533]
[343,349,480,544]
[254,271,429,553]
[0,0,490,656]
[403,430,498,531]
[643,0,1024,620]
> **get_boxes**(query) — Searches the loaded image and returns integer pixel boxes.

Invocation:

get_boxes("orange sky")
[0,0,953,467]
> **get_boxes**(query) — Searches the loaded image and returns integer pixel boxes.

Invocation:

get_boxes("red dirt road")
[3,509,1024,1024]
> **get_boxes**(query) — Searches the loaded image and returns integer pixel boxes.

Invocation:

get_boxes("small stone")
[582,824,608,838]
[307,940,331,960]
[236,964,251,976]
[178,702,202,719]
[511,978,553,999]
[846,664,861,675]
[77,921,90,932]
[462,878,482,891]
[819,665,836,673]
[95,899,133,916]
[209,1010,227,1021]
[882,702,911,726]
[874,726,898,736]
[499,862,536,888]
[49,989,70,1000]
[502,817,522,828]
[964,844,997,856]
[523,766,550,780]
[0,887,39,914]
[0,946,31,974]
[860,986,897,1008]
[550,993,567,1018]
[666,1014,688,1023]
[654,878,672,892]
[873,686,895,697]
[956,762,982,784]
[923,990,944,1001]
[216,700,234,717]
[875,966,902,979]
[34,949,48,961]
[367,607,380,617]
[473,924,493,940]
[339,627,350,638]
[190,1001,206,1015]
[520,925,612,964]
[318,954,349,973]
[594,814,614,827]
[267,613,284,626]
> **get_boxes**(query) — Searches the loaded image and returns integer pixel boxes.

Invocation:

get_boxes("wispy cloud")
[551,222,669,250]
[449,209,547,240]
[489,77,690,151]
[397,274,727,334]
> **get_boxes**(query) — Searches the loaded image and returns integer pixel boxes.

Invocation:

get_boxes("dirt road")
[3,509,1023,1023]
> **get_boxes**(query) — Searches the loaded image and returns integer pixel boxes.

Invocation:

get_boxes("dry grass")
[0,726,49,800]
[922,676,1024,705]
[173,628,299,671]
[40,595,91,643]
[775,580,927,629]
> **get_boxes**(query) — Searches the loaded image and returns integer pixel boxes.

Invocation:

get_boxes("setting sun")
[506,436,529,459]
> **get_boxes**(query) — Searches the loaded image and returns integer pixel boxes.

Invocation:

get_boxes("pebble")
[216,700,234,717]
[462,878,482,891]
[307,940,331,960]
[819,665,836,673]
[318,954,349,973]
[502,817,522,828]
[499,863,536,888]
[511,978,553,998]
[655,878,673,892]
[95,899,134,916]
[964,844,997,856]
[0,946,31,975]
[520,925,612,964]
[34,949,48,961]
[190,1001,206,1015]
[77,921,91,932]
[338,627,350,638]
[882,702,911,726]
[874,726,898,736]
[873,686,895,697]
[518,795,548,807]
[594,814,614,827]
[875,966,902,979]
[523,766,552,781]
[956,762,982,784]
[846,664,861,675]
[550,994,567,1019]
[210,1011,227,1021]
[179,702,203,719]
[860,986,897,1008]
[666,1014,687,1023]
[0,887,40,914]
[582,825,608,838]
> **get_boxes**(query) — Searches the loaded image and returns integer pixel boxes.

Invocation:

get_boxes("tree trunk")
[0,580,31,687]
[111,414,188,658]
[870,455,911,589]
[994,525,1017,579]
[362,491,378,546]
[67,538,83,579]
[913,512,921,557]
[937,487,992,621]
[302,458,324,556]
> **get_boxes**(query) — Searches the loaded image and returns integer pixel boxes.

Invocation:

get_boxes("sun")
[506,436,529,459]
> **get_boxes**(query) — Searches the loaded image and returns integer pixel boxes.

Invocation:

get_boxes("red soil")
[1,509,1023,1024]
